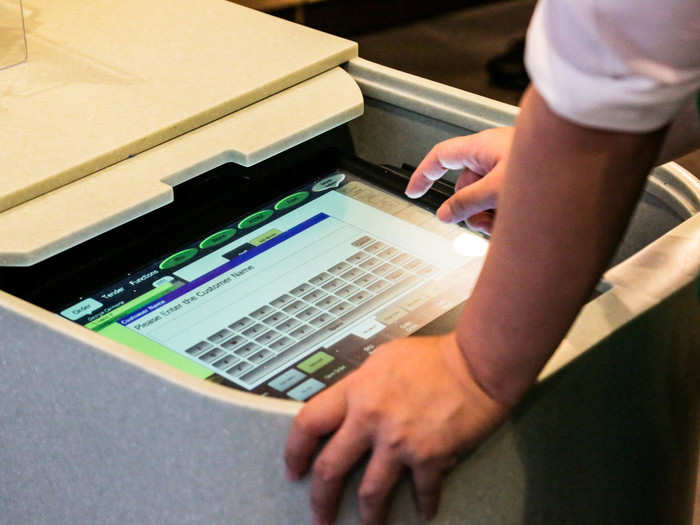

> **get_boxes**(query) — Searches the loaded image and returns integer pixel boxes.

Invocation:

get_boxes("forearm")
[656,95,700,164]
[457,87,668,406]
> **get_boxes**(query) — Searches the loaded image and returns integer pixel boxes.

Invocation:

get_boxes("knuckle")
[358,482,387,507]
[408,443,441,467]
[385,429,408,452]
[293,409,317,435]
[446,197,464,218]
[309,492,327,514]
[432,140,449,156]
[354,405,383,427]
[312,457,342,484]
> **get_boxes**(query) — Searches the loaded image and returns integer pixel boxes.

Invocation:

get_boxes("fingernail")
[405,188,420,199]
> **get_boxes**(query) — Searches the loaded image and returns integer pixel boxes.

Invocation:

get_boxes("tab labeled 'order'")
[61,298,103,321]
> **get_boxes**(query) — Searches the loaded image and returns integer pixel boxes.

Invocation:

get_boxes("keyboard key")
[309,272,332,286]
[315,295,339,310]
[348,290,372,304]
[328,261,351,275]
[353,273,375,287]
[269,336,293,352]
[213,354,238,370]
[290,283,313,297]
[377,305,408,325]
[359,257,380,271]
[241,354,291,384]
[309,313,334,328]
[262,311,288,327]
[228,317,255,332]
[249,349,273,365]
[207,329,232,345]
[335,284,359,298]
[271,294,295,308]
[302,289,326,303]
[321,319,347,335]
[221,335,246,351]
[402,257,422,271]
[235,342,261,358]
[256,329,281,345]
[321,278,344,293]
[277,317,302,333]
[242,323,266,338]
[397,292,431,312]
[351,235,373,248]
[185,341,212,356]
[297,351,335,374]
[367,279,391,294]
[373,263,394,277]
[298,306,320,321]
[391,253,411,266]
[340,267,363,281]
[287,378,326,401]
[346,251,368,265]
[227,361,253,378]
[377,247,399,260]
[250,305,274,320]
[329,301,352,316]
[200,348,226,363]
[268,368,306,391]
[283,300,306,316]
[417,264,439,277]
[386,268,407,282]
[290,324,314,340]
[365,241,387,254]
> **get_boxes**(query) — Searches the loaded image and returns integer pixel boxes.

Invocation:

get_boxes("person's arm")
[657,95,700,165]
[455,85,667,405]
[285,84,668,525]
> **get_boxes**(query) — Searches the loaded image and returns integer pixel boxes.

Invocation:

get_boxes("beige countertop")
[0,0,356,215]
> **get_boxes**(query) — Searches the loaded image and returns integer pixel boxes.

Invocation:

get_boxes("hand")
[405,127,514,234]
[284,333,509,524]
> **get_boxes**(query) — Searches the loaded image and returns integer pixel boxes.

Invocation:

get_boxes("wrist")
[453,310,540,408]
[439,332,511,421]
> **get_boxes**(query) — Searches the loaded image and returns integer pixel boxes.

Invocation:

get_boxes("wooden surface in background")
[234,0,323,9]
[231,0,324,22]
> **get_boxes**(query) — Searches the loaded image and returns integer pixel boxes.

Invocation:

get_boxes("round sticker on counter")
[312,172,345,192]
[274,191,309,211]
[159,248,198,270]
[199,228,236,250]
[238,209,274,230]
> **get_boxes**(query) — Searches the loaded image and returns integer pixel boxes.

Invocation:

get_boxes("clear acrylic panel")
[0,0,27,71]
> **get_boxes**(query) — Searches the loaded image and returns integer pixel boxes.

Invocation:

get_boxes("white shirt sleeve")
[525,0,700,132]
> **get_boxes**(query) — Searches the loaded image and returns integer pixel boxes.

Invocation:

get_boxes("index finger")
[405,136,477,198]
[285,382,348,481]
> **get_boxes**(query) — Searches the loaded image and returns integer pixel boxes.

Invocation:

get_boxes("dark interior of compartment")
[0,128,353,310]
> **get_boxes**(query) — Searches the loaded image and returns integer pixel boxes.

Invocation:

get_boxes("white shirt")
[525,0,700,132]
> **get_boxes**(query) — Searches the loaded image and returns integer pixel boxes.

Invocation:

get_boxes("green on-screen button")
[238,209,274,230]
[297,351,334,374]
[199,228,236,250]
[274,191,309,211]
[159,248,198,270]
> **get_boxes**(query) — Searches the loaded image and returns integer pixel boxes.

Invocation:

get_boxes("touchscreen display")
[56,170,489,400]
